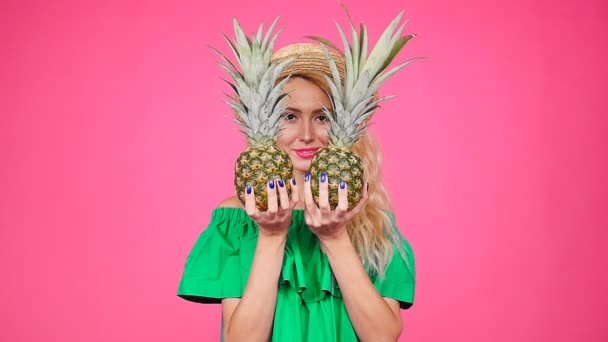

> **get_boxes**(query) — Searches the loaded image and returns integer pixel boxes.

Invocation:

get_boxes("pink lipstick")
[293,147,320,159]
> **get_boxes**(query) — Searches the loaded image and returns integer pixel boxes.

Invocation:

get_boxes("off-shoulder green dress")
[177,207,415,341]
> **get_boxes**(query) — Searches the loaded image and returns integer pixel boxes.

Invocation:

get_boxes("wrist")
[257,229,288,243]
[318,228,350,250]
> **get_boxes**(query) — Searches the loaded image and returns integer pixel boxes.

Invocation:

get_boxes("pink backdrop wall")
[1,0,607,341]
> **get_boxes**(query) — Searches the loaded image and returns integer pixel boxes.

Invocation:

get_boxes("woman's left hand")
[303,172,369,241]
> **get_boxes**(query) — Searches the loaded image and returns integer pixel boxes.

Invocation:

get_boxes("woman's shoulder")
[204,196,252,237]
[210,196,251,227]
[216,196,244,209]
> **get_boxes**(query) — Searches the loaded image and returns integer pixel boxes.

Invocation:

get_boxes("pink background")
[1,0,607,341]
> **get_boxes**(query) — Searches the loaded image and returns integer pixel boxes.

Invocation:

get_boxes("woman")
[178,43,415,342]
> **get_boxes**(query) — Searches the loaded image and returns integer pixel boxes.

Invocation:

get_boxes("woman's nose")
[298,121,314,143]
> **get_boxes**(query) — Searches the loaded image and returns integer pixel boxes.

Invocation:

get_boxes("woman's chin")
[292,160,312,175]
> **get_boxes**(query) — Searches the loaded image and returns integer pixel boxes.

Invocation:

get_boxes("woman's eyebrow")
[284,107,302,113]
[283,107,331,113]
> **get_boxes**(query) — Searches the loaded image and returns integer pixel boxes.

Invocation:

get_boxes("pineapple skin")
[309,147,364,210]
[235,145,293,211]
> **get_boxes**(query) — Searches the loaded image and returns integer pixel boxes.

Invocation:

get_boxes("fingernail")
[292,178,296,185]
[366,183,369,191]
[340,180,345,189]
[278,179,284,187]
[246,185,252,194]
[320,173,327,183]
[269,180,275,189]
[305,173,310,182]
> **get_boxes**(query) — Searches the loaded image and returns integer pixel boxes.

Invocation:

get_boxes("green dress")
[177,207,416,341]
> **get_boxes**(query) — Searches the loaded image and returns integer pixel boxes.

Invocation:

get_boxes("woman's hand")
[303,172,369,241]
[244,178,299,238]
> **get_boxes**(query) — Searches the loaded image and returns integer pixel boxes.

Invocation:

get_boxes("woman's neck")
[293,171,307,209]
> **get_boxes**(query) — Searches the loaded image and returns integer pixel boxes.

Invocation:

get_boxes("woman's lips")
[293,147,320,159]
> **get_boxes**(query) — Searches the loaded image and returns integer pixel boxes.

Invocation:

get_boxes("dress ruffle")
[279,210,343,302]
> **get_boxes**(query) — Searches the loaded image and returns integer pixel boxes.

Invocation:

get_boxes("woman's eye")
[282,113,296,121]
[317,114,329,122]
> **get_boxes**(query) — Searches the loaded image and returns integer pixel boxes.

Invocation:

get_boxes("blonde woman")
[178,43,415,342]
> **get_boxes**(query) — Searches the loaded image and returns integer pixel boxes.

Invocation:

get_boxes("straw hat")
[270,42,380,105]
[271,43,346,83]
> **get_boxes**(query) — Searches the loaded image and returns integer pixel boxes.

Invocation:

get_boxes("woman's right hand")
[244,178,299,237]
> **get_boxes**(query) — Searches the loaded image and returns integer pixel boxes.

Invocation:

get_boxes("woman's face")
[276,77,332,175]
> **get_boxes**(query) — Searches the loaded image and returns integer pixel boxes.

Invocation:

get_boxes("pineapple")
[211,17,295,210]
[310,11,420,209]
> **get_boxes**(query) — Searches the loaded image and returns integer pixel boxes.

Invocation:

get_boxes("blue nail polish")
[305,173,310,182]
[292,178,296,185]
[340,180,345,189]
[246,185,252,194]
[269,180,275,189]
[278,179,284,187]
[320,173,327,183]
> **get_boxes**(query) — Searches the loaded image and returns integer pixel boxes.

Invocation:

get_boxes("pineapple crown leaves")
[210,17,295,147]
[312,11,423,148]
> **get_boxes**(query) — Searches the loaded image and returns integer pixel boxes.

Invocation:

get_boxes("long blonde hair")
[350,133,405,278]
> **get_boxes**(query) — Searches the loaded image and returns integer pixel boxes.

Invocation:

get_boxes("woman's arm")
[222,233,287,342]
[321,234,402,342]
[302,177,402,341]
[221,179,298,342]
